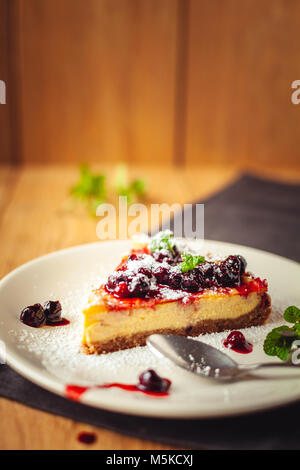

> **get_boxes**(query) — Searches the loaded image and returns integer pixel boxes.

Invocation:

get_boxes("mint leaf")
[70,164,106,216]
[149,230,175,253]
[115,165,146,204]
[115,165,129,197]
[293,323,300,336]
[179,252,206,273]
[263,326,290,356]
[284,306,300,323]
[69,163,146,216]
[71,164,106,202]
[130,179,146,196]
[264,305,300,361]
[276,344,291,361]
[264,324,297,362]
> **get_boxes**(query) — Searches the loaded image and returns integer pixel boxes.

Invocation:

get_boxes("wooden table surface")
[0,163,299,450]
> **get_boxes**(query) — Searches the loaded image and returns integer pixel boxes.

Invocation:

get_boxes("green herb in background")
[263,305,300,361]
[149,230,176,254]
[115,164,146,204]
[179,252,206,273]
[70,164,146,216]
[70,164,106,215]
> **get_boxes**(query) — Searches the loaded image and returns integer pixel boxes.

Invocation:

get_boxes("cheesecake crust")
[82,293,271,355]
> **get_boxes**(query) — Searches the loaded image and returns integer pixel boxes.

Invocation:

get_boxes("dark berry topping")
[152,245,181,265]
[114,281,130,298]
[223,330,253,354]
[237,255,247,274]
[108,271,128,287]
[44,300,62,324]
[152,250,171,264]
[226,255,246,275]
[137,369,171,393]
[168,271,182,289]
[128,253,138,261]
[214,262,239,287]
[213,254,248,287]
[153,266,170,284]
[147,285,160,297]
[181,272,199,292]
[105,247,248,300]
[128,274,150,297]
[224,330,246,348]
[198,262,214,279]
[117,263,128,271]
[138,267,152,278]
[20,303,45,328]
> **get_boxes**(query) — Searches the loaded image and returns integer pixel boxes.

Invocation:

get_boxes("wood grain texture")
[0,163,300,449]
[185,0,300,168]
[0,163,238,450]
[17,0,178,165]
[7,0,300,167]
[0,398,181,450]
[0,0,11,163]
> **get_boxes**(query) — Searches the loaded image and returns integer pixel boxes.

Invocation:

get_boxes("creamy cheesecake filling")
[83,291,263,346]
[81,236,271,354]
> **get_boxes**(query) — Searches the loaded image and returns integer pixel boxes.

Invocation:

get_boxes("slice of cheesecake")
[82,232,271,354]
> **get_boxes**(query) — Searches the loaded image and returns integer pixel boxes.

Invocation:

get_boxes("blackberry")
[153,266,170,285]
[137,369,171,393]
[138,267,152,278]
[167,271,182,289]
[214,261,239,287]
[181,272,199,292]
[128,274,150,297]
[43,300,62,324]
[20,303,45,328]
[114,282,130,298]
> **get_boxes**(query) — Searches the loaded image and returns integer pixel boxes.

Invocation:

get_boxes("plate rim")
[1,239,300,419]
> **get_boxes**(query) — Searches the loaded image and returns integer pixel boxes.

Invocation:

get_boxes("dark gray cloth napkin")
[1,174,300,450]
[169,174,300,262]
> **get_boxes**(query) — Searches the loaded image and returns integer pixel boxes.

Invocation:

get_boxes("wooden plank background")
[185,0,300,168]
[16,0,178,165]
[1,0,300,167]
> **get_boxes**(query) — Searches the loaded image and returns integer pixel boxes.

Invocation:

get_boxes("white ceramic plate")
[0,240,300,419]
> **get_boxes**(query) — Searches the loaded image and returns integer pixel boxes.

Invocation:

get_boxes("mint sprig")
[71,164,106,202]
[179,252,206,273]
[149,230,176,254]
[263,305,300,361]
[115,164,146,204]
[70,164,147,216]
[70,164,106,215]
[284,305,300,323]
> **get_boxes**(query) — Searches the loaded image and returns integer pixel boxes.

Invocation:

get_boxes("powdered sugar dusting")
[5,237,300,407]
[105,242,226,302]
[8,278,295,390]
[8,275,169,385]
[158,287,186,300]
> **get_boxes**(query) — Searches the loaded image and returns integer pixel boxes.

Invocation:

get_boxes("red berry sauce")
[47,318,70,327]
[65,385,89,401]
[223,331,253,354]
[102,246,268,311]
[77,431,97,445]
[66,382,170,401]
[65,370,171,401]
[101,382,170,397]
